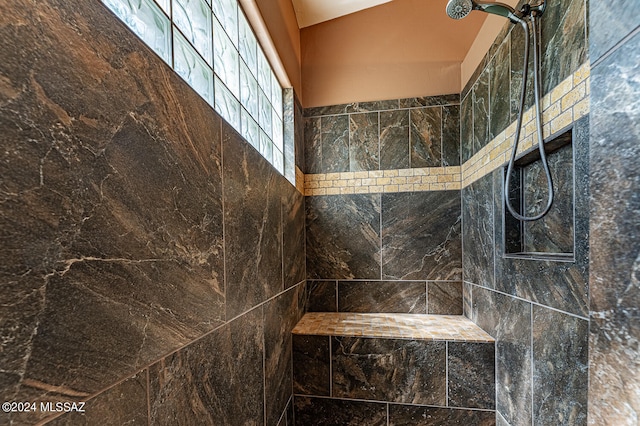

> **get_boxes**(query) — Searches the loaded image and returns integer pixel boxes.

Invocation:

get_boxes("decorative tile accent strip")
[304,166,462,196]
[292,312,495,343]
[462,63,590,187]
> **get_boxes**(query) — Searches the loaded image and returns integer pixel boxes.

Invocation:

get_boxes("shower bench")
[291,312,496,424]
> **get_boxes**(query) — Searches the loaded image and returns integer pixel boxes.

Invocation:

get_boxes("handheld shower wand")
[446,0,552,222]
[446,0,523,23]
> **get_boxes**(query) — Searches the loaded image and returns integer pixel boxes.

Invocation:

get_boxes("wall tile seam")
[463,282,590,321]
[291,394,497,413]
[461,63,590,188]
[53,281,307,414]
[303,103,462,119]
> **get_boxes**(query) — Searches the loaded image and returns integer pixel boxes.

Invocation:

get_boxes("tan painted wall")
[300,0,485,107]
[254,0,303,97]
[461,0,520,87]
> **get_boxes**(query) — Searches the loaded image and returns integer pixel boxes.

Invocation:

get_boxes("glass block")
[241,108,259,149]
[238,11,257,77]
[214,19,240,98]
[240,60,259,118]
[258,88,272,138]
[273,147,284,174]
[103,0,171,64]
[174,31,214,104]
[154,0,171,15]
[259,130,273,163]
[272,112,283,152]
[271,72,283,117]
[215,76,240,128]
[172,0,213,65]
[257,49,271,94]
[212,0,238,45]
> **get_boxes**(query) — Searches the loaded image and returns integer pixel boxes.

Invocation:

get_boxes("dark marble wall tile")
[382,191,462,280]
[292,335,331,396]
[461,92,474,163]
[338,281,426,313]
[494,136,590,318]
[332,337,446,405]
[46,373,148,425]
[305,281,338,312]
[473,70,490,153]
[540,0,587,94]
[264,289,298,426]
[345,100,400,113]
[532,306,588,426]
[442,105,461,166]
[389,404,496,426]
[380,110,410,170]
[589,30,640,424]
[148,308,264,425]
[462,174,495,288]
[522,143,574,254]
[349,112,379,171]
[463,282,473,319]
[304,117,322,174]
[0,0,230,413]
[490,38,511,140]
[473,288,532,426]
[510,21,535,120]
[399,94,460,108]
[590,0,640,62]
[223,126,283,318]
[410,107,442,167]
[449,342,496,409]
[306,194,381,280]
[293,396,387,426]
[283,188,306,289]
[321,115,350,173]
[428,281,463,315]
[497,411,511,426]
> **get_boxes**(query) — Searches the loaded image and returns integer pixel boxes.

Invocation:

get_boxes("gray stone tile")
[428,281,463,315]
[410,107,442,167]
[533,306,588,425]
[333,337,446,404]
[292,335,331,396]
[338,281,426,313]
[380,110,410,170]
[382,191,462,280]
[349,112,379,171]
[448,342,496,409]
[306,194,381,280]
[293,396,387,425]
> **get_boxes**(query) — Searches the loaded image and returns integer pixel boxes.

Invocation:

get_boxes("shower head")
[446,0,524,23]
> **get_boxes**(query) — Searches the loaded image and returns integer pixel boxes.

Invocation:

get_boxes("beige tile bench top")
[292,312,495,343]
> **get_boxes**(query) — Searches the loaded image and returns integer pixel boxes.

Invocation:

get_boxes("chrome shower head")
[446,0,524,23]
[446,0,473,19]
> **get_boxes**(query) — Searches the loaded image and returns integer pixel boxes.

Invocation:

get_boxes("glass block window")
[102,0,286,175]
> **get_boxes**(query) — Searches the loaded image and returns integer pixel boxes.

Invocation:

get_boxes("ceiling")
[291,0,394,28]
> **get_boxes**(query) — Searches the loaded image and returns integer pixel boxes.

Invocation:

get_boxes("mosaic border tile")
[298,63,589,196]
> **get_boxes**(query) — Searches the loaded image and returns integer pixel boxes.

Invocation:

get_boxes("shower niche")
[503,127,574,260]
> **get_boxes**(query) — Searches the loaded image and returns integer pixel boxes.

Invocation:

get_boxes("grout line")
[466,281,589,321]
[591,24,640,69]
[445,341,449,407]
[530,302,534,426]
[328,336,333,398]
[146,368,151,425]
[291,394,496,412]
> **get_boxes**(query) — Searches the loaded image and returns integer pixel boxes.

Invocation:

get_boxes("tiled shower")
[1,0,638,426]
